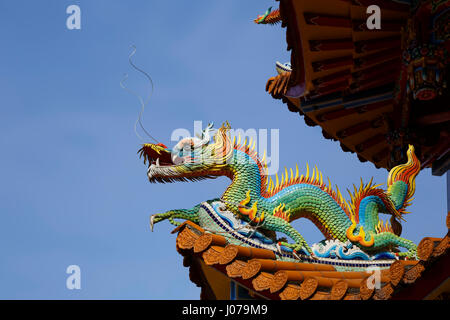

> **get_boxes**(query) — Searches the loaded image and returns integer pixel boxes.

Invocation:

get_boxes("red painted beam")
[337,121,371,138]
[316,100,392,122]
[304,13,351,28]
[355,53,401,69]
[353,0,411,12]
[355,36,401,53]
[309,38,354,51]
[336,117,383,139]
[355,134,385,152]
[312,55,353,72]
[313,69,352,87]
[373,148,390,163]
[352,60,400,81]
[315,80,349,96]
[352,76,398,93]
[352,19,405,32]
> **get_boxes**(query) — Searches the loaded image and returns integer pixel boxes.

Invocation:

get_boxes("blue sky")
[0,1,447,299]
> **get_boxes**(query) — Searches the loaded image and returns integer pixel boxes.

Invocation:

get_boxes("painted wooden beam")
[373,148,390,163]
[355,36,400,53]
[352,60,400,82]
[354,52,401,69]
[312,55,353,72]
[315,80,349,96]
[336,117,384,139]
[316,100,392,122]
[309,38,354,51]
[313,69,352,87]
[352,19,405,32]
[355,134,385,152]
[353,0,411,12]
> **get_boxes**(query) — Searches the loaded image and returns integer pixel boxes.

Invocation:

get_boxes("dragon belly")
[197,200,396,270]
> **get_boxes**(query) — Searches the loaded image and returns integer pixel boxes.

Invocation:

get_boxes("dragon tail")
[387,145,421,215]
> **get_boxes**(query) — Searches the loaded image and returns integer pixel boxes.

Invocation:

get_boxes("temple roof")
[173,213,450,300]
[265,0,449,174]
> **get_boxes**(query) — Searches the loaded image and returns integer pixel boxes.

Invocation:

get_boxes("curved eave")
[266,0,449,172]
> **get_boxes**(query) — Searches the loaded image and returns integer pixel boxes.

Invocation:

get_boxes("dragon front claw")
[149,213,178,231]
[150,214,157,232]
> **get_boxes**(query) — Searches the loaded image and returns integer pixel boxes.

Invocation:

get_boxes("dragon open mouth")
[138,123,231,183]
[138,143,180,182]
[138,142,198,183]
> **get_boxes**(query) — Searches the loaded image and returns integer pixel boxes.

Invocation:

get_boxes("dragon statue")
[140,123,420,262]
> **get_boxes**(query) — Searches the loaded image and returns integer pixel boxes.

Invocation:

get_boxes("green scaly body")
[144,124,420,258]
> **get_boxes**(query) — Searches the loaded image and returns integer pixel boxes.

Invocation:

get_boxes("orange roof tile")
[171,211,450,300]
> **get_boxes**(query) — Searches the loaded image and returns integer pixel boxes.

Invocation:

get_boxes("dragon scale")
[141,123,420,258]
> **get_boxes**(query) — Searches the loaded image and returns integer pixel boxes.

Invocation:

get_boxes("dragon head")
[138,122,234,183]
